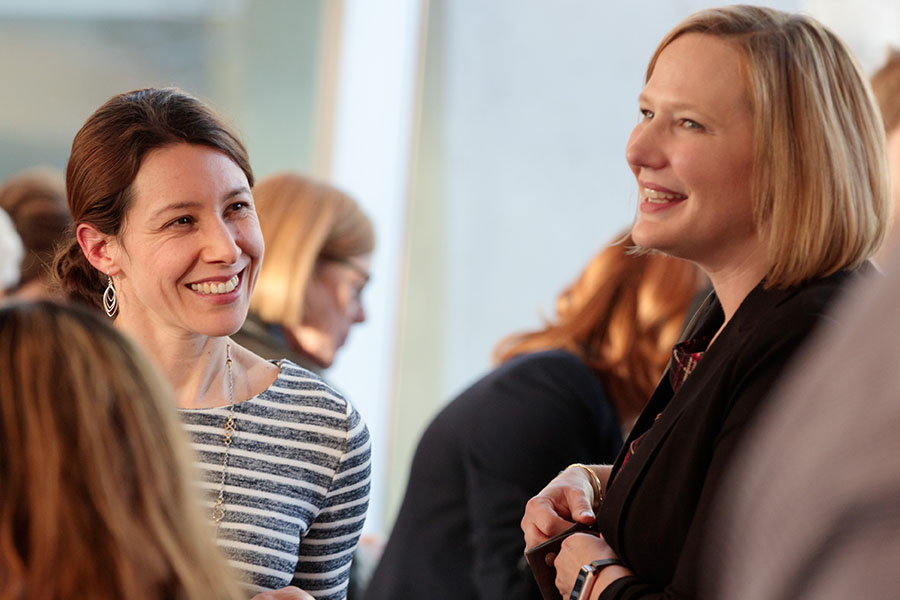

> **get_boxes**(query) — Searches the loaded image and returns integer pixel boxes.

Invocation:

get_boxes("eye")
[679,118,705,131]
[167,215,195,228]
[227,200,250,212]
[640,108,654,120]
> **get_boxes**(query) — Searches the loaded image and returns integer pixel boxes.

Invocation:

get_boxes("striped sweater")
[179,360,371,599]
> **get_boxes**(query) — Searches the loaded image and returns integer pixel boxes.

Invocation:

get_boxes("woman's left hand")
[555,533,629,599]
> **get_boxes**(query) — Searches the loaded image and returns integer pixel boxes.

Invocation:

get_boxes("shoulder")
[733,266,869,341]
[487,349,597,388]
[441,350,611,429]
[261,359,359,420]
[445,350,603,413]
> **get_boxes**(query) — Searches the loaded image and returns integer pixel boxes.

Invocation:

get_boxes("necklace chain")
[212,342,237,531]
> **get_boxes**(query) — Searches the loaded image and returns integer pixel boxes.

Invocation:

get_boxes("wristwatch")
[568,558,624,600]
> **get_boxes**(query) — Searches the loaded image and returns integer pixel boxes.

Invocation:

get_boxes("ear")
[76,223,122,276]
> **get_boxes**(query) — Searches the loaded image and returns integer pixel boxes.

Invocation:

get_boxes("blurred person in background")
[54,87,369,600]
[234,172,374,373]
[0,166,71,299]
[0,207,23,299]
[365,232,702,600]
[707,237,900,600]
[871,49,900,263]
[0,300,246,600]
[231,171,376,599]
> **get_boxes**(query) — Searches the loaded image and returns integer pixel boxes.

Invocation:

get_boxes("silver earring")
[103,275,118,318]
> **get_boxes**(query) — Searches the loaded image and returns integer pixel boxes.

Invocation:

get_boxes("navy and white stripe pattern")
[179,360,371,599]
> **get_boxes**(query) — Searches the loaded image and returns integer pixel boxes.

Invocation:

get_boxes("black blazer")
[595,268,865,600]
[365,350,623,600]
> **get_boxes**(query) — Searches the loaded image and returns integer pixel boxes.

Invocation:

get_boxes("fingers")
[522,495,577,548]
[564,482,598,525]
[522,467,600,548]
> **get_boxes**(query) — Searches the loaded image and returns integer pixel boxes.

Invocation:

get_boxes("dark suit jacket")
[595,268,864,600]
[365,350,623,600]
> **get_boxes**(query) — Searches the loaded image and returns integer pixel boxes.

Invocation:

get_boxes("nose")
[625,119,666,172]
[353,301,367,325]
[202,218,241,264]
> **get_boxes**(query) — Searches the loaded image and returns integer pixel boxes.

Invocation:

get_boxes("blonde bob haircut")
[647,5,890,287]
[0,301,244,600]
[250,172,375,328]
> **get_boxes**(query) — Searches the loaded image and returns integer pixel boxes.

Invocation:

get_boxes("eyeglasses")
[321,256,371,285]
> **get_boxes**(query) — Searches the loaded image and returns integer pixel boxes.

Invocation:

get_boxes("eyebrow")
[149,186,252,221]
[638,92,701,113]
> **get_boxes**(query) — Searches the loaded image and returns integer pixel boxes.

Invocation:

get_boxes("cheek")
[238,219,265,258]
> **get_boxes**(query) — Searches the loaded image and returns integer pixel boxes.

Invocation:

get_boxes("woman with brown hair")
[0,300,245,600]
[234,171,374,371]
[54,88,370,600]
[364,233,701,600]
[521,6,888,600]
[0,166,70,300]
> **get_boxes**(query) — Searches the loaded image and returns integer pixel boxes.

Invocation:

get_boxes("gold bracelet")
[566,463,604,509]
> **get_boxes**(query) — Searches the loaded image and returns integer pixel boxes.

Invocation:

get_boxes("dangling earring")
[103,274,118,318]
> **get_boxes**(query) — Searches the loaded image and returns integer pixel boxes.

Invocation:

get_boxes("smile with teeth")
[190,274,239,295]
[644,188,688,203]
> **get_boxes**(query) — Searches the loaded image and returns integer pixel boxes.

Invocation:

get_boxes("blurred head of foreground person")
[0,166,71,300]
[521,6,889,600]
[0,300,244,600]
[871,48,900,263]
[243,172,375,370]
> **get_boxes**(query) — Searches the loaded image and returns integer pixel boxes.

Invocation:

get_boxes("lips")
[189,273,240,295]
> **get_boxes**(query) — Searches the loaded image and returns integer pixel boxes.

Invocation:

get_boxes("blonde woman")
[366,233,701,600]
[235,172,374,372]
[521,6,888,600]
[0,300,245,600]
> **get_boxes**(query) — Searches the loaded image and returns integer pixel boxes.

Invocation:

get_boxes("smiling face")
[108,142,263,340]
[626,33,765,276]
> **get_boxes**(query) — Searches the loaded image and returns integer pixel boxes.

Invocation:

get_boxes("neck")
[285,325,331,369]
[116,319,231,409]
[702,246,771,327]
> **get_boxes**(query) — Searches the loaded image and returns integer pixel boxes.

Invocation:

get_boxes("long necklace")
[212,343,237,532]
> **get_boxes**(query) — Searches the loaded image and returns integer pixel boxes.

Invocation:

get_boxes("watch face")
[569,565,595,600]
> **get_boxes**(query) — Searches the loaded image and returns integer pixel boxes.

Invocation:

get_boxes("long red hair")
[493,233,703,423]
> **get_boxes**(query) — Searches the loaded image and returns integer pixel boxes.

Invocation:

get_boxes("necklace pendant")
[213,496,226,524]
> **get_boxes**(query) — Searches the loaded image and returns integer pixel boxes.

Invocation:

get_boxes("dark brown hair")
[53,87,253,310]
[493,234,702,422]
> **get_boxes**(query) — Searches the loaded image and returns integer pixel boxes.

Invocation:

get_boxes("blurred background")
[2,0,898,537]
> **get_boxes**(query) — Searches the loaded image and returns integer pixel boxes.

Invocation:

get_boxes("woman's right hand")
[521,464,609,548]
[251,586,314,600]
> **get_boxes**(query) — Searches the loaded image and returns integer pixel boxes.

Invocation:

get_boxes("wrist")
[588,564,632,600]
[568,558,623,600]
[565,463,604,509]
